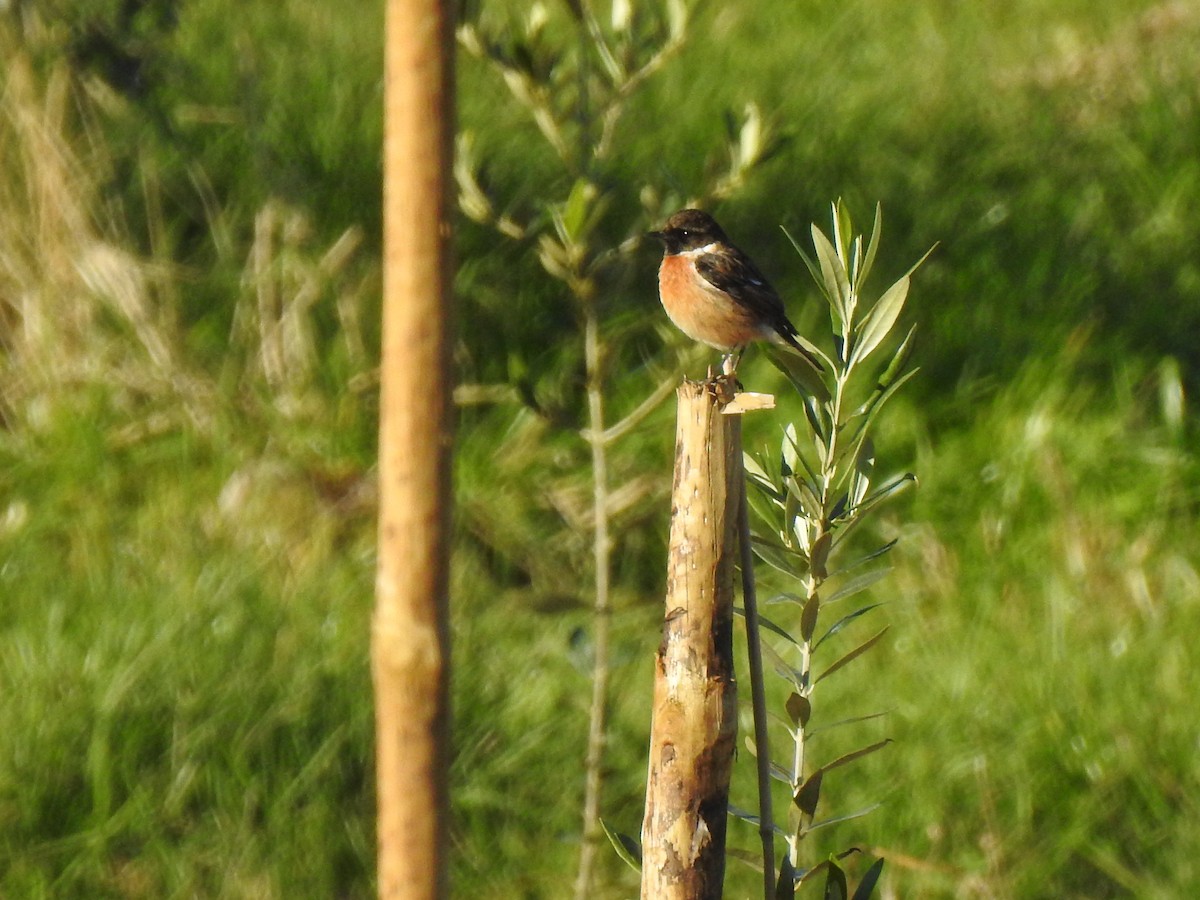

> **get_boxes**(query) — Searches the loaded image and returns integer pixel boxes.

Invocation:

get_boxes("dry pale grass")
[0,51,211,433]
[0,43,379,566]
[0,47,374,443]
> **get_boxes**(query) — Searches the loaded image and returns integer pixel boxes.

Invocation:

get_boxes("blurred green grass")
[4,0,1200,896]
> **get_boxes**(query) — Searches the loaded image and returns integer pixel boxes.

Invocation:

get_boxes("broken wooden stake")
[640,376,771,899]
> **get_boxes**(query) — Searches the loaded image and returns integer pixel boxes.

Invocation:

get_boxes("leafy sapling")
[737,201,930,898]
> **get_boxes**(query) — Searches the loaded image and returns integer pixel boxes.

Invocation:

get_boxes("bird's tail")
[777,329,826,374]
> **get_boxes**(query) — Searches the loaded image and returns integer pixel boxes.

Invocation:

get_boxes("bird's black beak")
[646,229,665,243]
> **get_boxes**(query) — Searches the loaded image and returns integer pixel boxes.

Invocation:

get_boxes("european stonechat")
[648,208,824,376]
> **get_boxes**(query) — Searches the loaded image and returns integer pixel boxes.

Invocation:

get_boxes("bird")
[647,208,825,376]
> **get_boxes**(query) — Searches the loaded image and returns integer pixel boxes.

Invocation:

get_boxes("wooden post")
[373,1,454,898]
[641,377,762,899]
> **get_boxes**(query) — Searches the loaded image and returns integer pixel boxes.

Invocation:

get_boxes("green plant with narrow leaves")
[738,202,929,898]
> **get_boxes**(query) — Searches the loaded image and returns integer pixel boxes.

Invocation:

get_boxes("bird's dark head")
[647,208,729,255]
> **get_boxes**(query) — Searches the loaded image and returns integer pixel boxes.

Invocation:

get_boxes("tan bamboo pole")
[641,377,763,899]
[373,1,454,898]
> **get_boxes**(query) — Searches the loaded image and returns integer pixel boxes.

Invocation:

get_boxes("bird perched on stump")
[648,208,825,376]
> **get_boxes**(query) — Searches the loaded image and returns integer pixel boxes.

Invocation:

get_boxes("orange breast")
[658,255,764,350]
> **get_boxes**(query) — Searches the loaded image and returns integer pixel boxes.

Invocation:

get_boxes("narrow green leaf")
[753,441,783,480]
[784,478,801,532]
[745,455,780,484]
[781,422,800,475]
[800,594,821,642]
[800,394,829,446]
[855,436,876,477]
[844,346,913,425]
[746,479,785,511]
[785,475,823,521]
[561,177,594,241]
[745,452,784,496]
[765,592,807,606]
[776,856,797,900]
[793,769,823,817]
[806,853,862,893]
[785,691,811,727]
[796,849,860,889]
[848,470,869,509]
[848,234,860,289]
[751,528,799,558]
[827,540,898,578]
[811,225,849,325]
[833,199,853,266]
[751,539,807,578]
[808,802,883,833]
[742,452,773,487]
[771,761,796,784]
[811,425,829,471]
[728,802,761,825]
[735,606,799,645]
[851,858,886,900]
[868,363,921,425]
[729,802,788,839]
[823,859,849,900]
[807,710,889,737]
[811,531,833,579]
[853,275,909,365]
[814,602,885,651]
[814,627,889,684]
[792,515,814,558]
[766,344,832,404]
[875,323,917,390]
[902,242,938,279]
[829,491,848,523]
[793,330,835,372]
[828,504,871,555]
[821,738,893,774]
[782,225,825,296]
[599,818,641,872]
[746,484,785,527]
[849,472,916,518]
[825,568,891,605]
[833,432,876,497]
[856,202,883,291]
[787,409,825,484]
[838,368,920,480]
[763,639,805,691]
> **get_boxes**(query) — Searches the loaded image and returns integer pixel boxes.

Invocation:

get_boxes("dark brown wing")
[695,245,795,333]
[695,244,825,372]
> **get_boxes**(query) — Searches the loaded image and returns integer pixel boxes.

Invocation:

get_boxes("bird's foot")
[723,347,748,375]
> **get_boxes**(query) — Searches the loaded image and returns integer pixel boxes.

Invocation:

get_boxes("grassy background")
[3,1,1200,897]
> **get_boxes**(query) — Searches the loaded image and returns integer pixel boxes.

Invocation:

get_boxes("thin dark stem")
[738,440,776,900]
